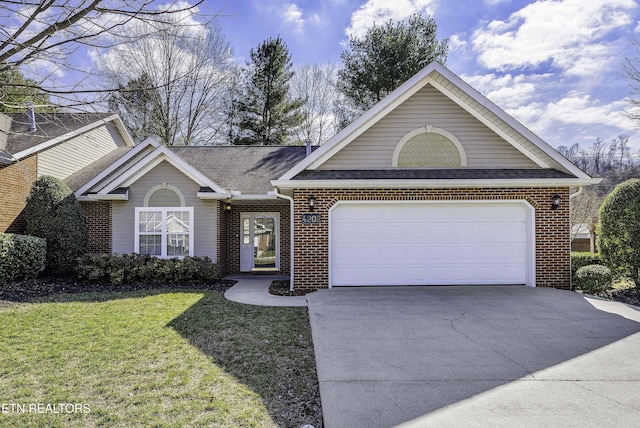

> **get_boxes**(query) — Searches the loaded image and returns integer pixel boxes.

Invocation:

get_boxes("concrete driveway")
[306,286,640,428]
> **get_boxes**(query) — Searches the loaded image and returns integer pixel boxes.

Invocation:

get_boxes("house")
[73,63,600,289]
[0,110,134,235]
[570,223,595,252]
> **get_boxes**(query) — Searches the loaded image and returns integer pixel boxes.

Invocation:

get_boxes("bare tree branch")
[0,0,220,108]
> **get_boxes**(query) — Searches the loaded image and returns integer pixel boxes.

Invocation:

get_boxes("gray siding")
[320,84,539,170]
[38,123,126,179]
[112,160,218,261]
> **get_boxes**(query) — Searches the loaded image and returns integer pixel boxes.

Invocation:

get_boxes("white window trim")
[135,207,194,258]
[391,125,468,167]
[143,183,185,207]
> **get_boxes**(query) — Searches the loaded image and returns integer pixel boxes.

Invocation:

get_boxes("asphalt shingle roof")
[4,112,115,154]
[169,146,309,194]
[64,146,133,192]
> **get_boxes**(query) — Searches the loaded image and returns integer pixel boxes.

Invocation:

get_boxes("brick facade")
[292,187,570,290]
[225,203,291,275]
[0,154,37,233]
[79,198,292,277]
[80,201,112,254]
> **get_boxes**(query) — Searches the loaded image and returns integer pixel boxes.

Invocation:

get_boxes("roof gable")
[319,84,539,170]
[75,139,309,200]
[5,113,134,159]
[75,138,227,200]
[278,62,592,181]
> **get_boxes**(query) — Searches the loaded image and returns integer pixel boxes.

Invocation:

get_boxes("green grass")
[0,290,321,427]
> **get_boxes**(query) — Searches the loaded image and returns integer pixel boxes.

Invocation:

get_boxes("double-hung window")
[135,207,194,257]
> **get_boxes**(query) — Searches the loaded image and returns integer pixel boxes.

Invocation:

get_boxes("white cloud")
[462,72,545,109]
[472,0,636,73]
[282,3,305,33]
[460,70,636,150]
[545,95,629,128]
[449,34,467,52]
[483,0,510,5]
[345,0,436,39]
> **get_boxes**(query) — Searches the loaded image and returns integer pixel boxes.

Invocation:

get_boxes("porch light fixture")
[224,203,232,211]
[308,195,316,211]
[551,194,561,210]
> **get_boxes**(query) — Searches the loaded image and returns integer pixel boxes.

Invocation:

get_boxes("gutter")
[196,191,278,200]
[273,187,294,291]
[271,178,603,189]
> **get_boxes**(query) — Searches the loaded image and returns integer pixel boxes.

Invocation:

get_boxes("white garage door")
[330,202,533,286]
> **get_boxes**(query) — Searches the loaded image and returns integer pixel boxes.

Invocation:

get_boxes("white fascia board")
[111,115,135,147]
[197,193,278,200]
[74,137,161,198]
[87,191,128,201]
[271,177,603,189]
[13,114,123,160]
[230,194,279,200]
[197,192,231,199]
[99,145,227,196]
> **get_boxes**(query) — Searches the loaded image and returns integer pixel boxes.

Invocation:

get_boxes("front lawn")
[0,289,321,427]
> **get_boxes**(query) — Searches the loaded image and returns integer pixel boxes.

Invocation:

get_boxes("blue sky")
[212,0,640,153]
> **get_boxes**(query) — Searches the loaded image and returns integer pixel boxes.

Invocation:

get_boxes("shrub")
[0,234,46,285]
[597,178,640,287]
[24,176,88,274]
[75,254,221,286]
[571,252,603,277]
[574,264,613,294]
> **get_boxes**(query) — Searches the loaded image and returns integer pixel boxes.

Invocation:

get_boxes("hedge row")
[0,233,46,285]
[75,253,221,285]
[570,252,603,277]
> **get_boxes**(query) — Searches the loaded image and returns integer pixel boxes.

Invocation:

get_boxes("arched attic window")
[144,183,185,207]
[392,126,467,168]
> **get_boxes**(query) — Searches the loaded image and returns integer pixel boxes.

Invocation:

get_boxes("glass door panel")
[254,216,276,268]
[240,213,279,271]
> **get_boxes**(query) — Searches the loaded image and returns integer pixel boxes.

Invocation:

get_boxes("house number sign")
[301,213,322,224]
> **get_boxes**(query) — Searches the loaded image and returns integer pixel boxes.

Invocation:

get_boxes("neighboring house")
[570,223,595,253]
[0,110,134,235]
[73,63,600,290]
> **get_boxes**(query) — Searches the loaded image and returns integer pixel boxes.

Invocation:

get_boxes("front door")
[240,213,280,272]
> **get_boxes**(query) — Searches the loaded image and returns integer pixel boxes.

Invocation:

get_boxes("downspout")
[569,187,583,199]
[273,186,295,291]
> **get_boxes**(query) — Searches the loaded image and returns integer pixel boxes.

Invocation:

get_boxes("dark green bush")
[574,264,612,294]
[25,176,88,274]
[597,178,640,287]
[75,254,221,286]
[571,252,603,277]
[0,233,46,285]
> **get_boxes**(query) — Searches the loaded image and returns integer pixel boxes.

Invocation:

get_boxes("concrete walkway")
[223,274,307,307]
[306,286,640,428]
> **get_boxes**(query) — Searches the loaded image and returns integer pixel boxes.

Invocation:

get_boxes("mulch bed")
[269,280,315,297]
[602,287,640,307]
[0,276,236,302]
